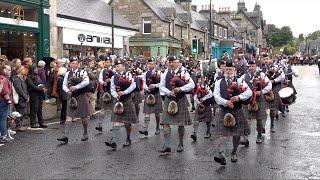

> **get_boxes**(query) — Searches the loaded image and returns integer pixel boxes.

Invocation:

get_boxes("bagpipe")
[145,69,161,106]
[225,76,251,109]
[167,68,190,115]
[113,72,133,115]
[247,71,265,112]
[194,82,211,115]
[101,68,114,104]
[266,65,282,81]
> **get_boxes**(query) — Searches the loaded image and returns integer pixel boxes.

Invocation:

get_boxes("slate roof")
[142,0,207,32]
[57,0,137,31]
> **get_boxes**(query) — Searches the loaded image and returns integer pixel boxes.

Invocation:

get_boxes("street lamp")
[108,0,115,55]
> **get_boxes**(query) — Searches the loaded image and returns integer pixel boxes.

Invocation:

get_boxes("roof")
[57,0,137,31]
[142,0,207,32]
[238,9,259,28]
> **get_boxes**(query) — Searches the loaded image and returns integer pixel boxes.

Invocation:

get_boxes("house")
[110,0,210,59]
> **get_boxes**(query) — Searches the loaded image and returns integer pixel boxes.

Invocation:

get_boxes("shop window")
[224,29,228,39]
[214,25,218,37]
[143,17,151,34]
[219,27,222,37]
[0,2,38,23]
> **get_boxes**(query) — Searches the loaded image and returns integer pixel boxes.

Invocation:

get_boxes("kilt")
[98,92,114,110]
[266,84,282,110]
[67,93,92,119]
[143,92,163,114]
[132,91,143,105]
[111,97,138,124]
[162,95,192,126]
[214,107,247,137]
[243,96,267,120]
[194,103,213,123]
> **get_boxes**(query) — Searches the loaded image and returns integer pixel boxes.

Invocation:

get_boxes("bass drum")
[279,87,296,105]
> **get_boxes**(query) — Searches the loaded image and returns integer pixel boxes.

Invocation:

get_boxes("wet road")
[1,65,320,179]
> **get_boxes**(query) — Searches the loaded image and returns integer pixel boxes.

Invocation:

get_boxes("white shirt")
[142,69,160,92]
[159,67,195,96]
[63,68,89,93]
[110,71,136,99]
[239,71,272,95]
[214,78,252,107]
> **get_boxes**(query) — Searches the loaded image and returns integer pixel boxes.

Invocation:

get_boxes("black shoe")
[30,124,39,128]
[190,134,197,142]
[240,139,249,147]
[256,135,263,144]
[231,151,238,163]
[281,112,286,117]
[275,114,279,120]
[158,147,171,155]
[177,145,184,153]
[190,108,195,112]
[39,124,48,128]
[204,133,211,139]
[214,155,226,165]
[211,124,216,127]
[123,139,132,148]
[81,134,89,141]
[105,141,117,149]
[57,136,68,144]
[95,126,102,132]
[139,130,148,136]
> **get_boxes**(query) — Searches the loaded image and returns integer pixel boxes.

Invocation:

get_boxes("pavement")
[1,65,320,179]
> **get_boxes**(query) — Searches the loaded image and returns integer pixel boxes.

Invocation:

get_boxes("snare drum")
[279,87,296,105]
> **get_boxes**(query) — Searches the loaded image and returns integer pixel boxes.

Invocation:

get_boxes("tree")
[267,24,294,47]
[298,33,304,41]
[307,30,320,40]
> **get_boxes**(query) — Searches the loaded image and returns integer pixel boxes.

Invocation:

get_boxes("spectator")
[12,66,29,132]
[26,65,47,128]
[11,58,22,81]
[0,66,12,143]
[38,60,48,100]
[57,67,68,125]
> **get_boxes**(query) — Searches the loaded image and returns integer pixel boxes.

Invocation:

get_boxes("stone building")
[110,0,209,59]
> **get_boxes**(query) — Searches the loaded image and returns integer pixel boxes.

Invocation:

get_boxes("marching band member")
[159,56,195,154]
[262,56,285,132]
[191,75,214,142]
[240,60,272,144]
[213,61,252,165]
[139,58,163,136]
[96,58,114,132]
[57,57,92,143]
[105,59,137,149]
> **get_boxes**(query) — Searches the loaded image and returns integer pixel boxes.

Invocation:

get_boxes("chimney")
[180,0,192,11]
[191,5,197,12]
[237,0,247,12]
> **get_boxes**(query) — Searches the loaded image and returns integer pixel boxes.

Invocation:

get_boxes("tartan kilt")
[132,91,143,105]
[162,95,192,126]
[111,97,138,124]
[98,92,114,110]
[214,107,247,137]
[266,84,282,110]
[67,93,92,119]
[143,92,163,114]
[194,103,213,123]
[243,96,268,120]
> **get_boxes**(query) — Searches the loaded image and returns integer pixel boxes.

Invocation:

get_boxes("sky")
[169,0,320,37]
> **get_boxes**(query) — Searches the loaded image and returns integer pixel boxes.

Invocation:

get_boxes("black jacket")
[26,74,45,96]
[13,75,29,107]
[57,75,68,100]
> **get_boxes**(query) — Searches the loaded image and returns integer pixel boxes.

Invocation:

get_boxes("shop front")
[57,18,135,60]
[0,0,50,61]
[129,37,182,58]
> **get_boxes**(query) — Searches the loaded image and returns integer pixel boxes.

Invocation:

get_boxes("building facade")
[111,0,209,59]
[0,0,50,61]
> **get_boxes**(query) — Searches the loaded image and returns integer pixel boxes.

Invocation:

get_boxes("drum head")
[279,87,294,98]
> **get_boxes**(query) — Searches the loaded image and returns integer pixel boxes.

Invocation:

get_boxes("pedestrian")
[57,57,92,143]
[0,66,12,143]
[37,60,47,99]
[105,58,137,149]
[158,56,195,154]
[26,65,47,128]
[12,66,29,132]
[139,58,163,136]
[213,61,252,165]
[57,67,68,125]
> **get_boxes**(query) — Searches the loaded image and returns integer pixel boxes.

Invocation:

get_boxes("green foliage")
[267,24,294,47]
[307,30,320,40]
[283,45,297,55]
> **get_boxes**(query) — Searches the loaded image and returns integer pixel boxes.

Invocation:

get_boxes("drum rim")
[279,87,294,98]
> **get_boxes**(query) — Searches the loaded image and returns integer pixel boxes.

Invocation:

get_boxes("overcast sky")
[169,0,320,37]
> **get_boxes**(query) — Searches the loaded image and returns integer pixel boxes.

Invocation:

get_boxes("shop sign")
[77,34,111,44]
[12,5,24,24]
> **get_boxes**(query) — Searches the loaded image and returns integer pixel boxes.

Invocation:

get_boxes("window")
[224,29,227,38]
[143,17,151,34]
[219,27,222,37]
[214,25,218,37]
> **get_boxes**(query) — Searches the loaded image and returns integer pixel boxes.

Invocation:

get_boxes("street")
[1,65,320,179]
